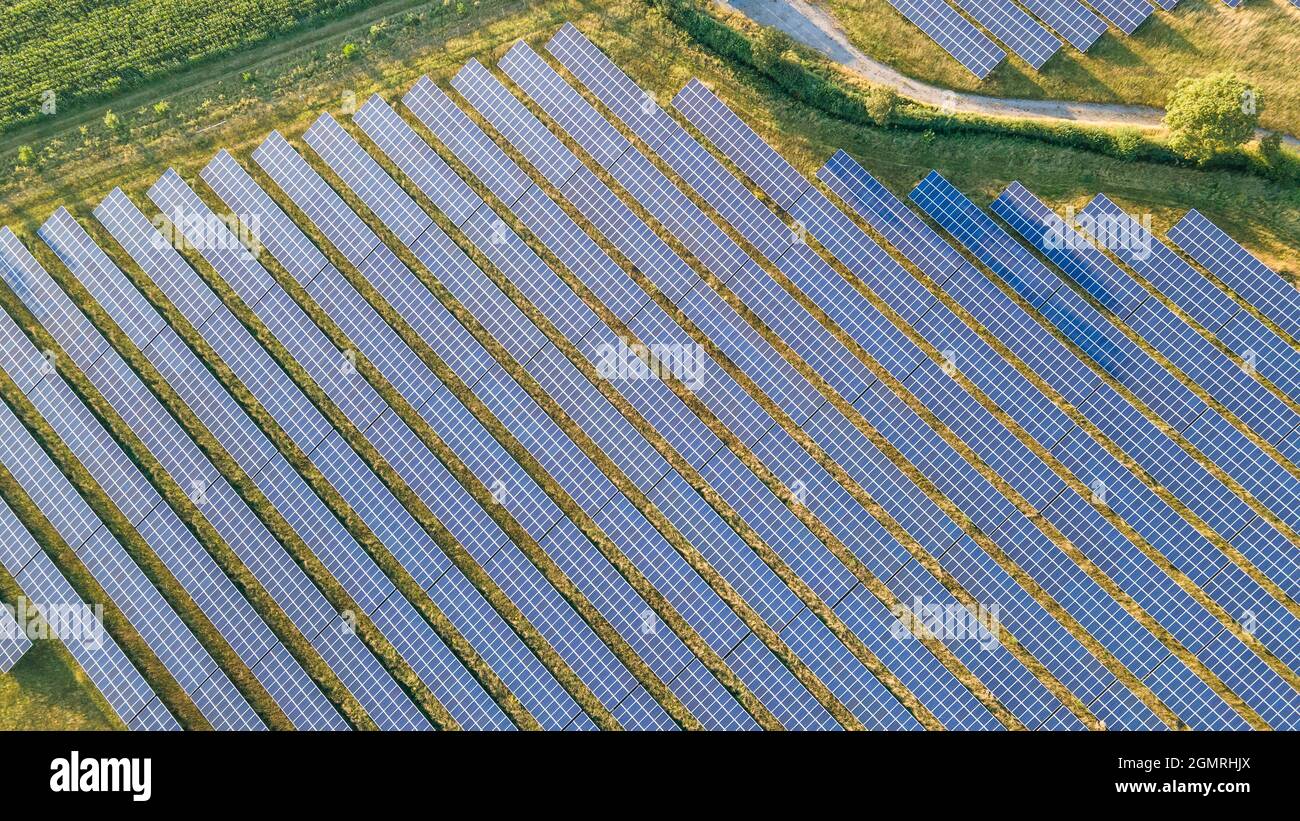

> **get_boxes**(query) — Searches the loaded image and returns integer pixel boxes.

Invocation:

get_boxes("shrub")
[342,42,359,60]
[16,145,35,168]
[1165,73,1261,164]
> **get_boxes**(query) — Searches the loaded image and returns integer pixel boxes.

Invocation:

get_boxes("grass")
[825,0,1300,134]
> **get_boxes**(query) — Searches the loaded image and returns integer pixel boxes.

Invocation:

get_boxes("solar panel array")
[871,0,1207,74]
[1,22,1295,731]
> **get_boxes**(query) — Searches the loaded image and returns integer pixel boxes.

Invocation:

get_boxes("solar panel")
[1079,195,1300,410]
[0,498,173,727]
[1082,0,1151,34]
[0,385,263,729]
[40,206,429,732]
[880,0,1007,78]
[0,227,346,730]
[298,112,844,729]
[947,0,1062,69]
[428,67,1034,727]
[0,594,32,672]
[493,42,1121,727]
[986,184,1300,587]
[910,173,1300,542]
[253,127,686,728]
[670,83,1293,729]
[816,163,1300,657]
[493,44,1170,722]
[1167,210,1300,344]
[900,175,1298,726]
[112,179,510,729]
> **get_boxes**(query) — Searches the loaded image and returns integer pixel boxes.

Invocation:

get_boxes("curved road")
[723,0,1299,145]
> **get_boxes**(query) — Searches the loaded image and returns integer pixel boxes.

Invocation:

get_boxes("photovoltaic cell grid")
[545,27,1292,729]
[672,75,1300,729]
[498,38,1088,729]
[1082,0,1152,35]
[882,0,1006,79]
[361,78,976,729]
[981,183,1300,602]
[947,0,1061,69]
[1016,0,1106,53]
[37,205,430,732]
[898,175,1300,725]
[816,155,1300,684]
[246,129,697,731]
[1167,210,1300,345]
[143,168,527,732]
[290,106,843,729]
[94,185,504,731]
[1079,195,1300,417]
[0,495,175,727]
[907,172,1300,545]
[4,22,1297,731]
[451,54,1029,728]
[0,227,347,730]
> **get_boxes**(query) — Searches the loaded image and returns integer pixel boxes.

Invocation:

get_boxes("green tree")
[752,26,793,74]
[1164,73,1261,163]
[16,145,36,167]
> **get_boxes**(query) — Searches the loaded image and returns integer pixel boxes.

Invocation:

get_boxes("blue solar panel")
[0,590,32,672]
[881,0,1007,77]
[910,172,1300,542]
[0,388,261,729]
[1083,0,1152,34]
[0,500,173,727]
[816,164,1300,654]
[282,107,852,732]
[537,37,1188,725]
[241,127,736,729]
[1079,195,1300,412]
[1015,0,1106,52]
[1167,210,1300,348]
[0,235,347,728]
[670,83,1295,728]
[299,112,843,730]
[948,0,1061,69]
[40,204,429,731]
[421,62,1060,727]
[900,174,1298,725]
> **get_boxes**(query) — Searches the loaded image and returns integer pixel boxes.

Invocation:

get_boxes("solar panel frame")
[947,0,1062,69]
[41,203,430,732]
[671,86,1287,728]
[1014,0,1106,52]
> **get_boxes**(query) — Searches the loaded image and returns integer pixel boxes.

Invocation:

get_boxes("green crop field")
[0,0,378,134]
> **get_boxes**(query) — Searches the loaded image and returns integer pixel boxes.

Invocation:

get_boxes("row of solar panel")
[666,74,1298,725]
[1,23,1294,731]
[877,0,1274,79]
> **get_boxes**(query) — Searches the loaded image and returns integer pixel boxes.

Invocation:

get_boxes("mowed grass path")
[0,0,1295,724]
[827,0,1300,134]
